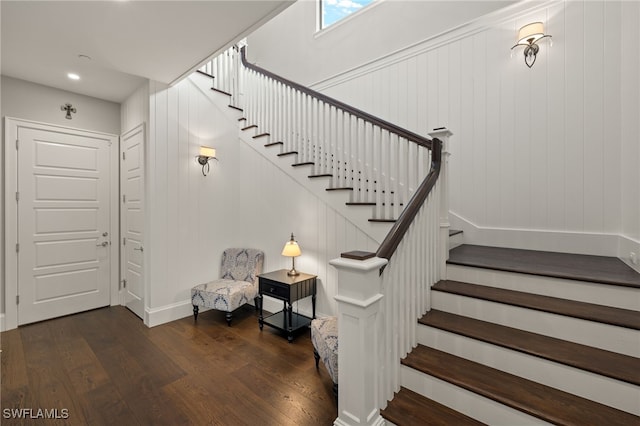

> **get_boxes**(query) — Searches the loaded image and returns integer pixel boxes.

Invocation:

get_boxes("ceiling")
[1,0,294,103]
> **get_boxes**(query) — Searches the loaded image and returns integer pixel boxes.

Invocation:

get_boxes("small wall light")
[196,146,217,176]
[60,103,77,119]
[511,22,551,68]
[281,233,302,276]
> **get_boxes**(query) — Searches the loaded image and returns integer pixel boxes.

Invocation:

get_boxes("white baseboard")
[0,313,5,332]
[144,300,194,328]
[449,211,628,258]
[143,297,322,329]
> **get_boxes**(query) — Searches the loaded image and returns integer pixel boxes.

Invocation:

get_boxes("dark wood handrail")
[376,138,442,261]
[240,47,432,150]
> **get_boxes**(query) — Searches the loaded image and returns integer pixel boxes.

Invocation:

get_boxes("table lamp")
[282,233,301,276]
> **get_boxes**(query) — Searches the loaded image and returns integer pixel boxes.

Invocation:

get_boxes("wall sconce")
[195,146,217,176]
[60,103,76,119]
[511,22,551,68]
[281,233,302,276]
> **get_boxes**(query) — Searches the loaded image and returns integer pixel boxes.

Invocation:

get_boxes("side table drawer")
[260,279,289,299]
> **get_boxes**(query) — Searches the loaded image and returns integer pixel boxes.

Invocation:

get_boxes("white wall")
[247,0,513,86]
[1,76,121,323]
[1,76,120,134]
[121,82,149,135]
[249,0,640,266]
[144,75,378,325]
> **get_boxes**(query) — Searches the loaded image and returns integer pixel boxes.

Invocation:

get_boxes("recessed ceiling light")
[67,73,80,80]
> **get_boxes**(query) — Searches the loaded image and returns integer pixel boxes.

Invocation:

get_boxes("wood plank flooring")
[1,306,337,426]
[448,245,640,288]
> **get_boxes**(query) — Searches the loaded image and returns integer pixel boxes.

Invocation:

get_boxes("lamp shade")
[282,233,301,257]
[517,22,545,45]
[199,146,216,158]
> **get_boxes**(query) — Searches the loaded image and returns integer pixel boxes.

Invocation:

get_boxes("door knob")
[96,241,109,247]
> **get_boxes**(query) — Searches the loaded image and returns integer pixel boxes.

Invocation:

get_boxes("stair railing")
[238,46,433,221]
[199,44,451,425]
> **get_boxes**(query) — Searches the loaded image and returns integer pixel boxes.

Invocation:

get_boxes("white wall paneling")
[246,0,640,261]
[144,75,379,326]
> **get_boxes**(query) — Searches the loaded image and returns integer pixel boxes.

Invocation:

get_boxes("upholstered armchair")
[311,316,338,399]
[191,248,264,326]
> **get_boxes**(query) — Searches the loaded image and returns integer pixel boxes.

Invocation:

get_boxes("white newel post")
[428,128,453,281]
[329,252,388,426]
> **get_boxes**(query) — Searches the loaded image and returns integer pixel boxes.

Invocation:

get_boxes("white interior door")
[17,125,113,325]
[121,124,145,319]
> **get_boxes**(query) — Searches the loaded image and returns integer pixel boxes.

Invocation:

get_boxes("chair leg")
[193,305,199,321]
[225,312,232,326]
[313,349,320,369]
[333,383,338,401]
[254,296,259,311]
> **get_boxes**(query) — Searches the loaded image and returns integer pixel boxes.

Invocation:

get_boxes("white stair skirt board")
[431,292,640,357]
[446,265,640,311]
[417,325,640,415]
[400,365,553,426]
[449,232,463,250]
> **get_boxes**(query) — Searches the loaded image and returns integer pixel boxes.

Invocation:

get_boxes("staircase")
[195,45,639,425]
[381,242,640,425]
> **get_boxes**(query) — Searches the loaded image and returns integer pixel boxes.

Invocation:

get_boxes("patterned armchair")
[191,248,264,326]
[311,316,338,399]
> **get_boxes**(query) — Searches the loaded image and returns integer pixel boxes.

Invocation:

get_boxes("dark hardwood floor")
[1,306,337,425]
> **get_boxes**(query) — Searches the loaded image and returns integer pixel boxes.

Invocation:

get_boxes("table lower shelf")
[259,310,312,342]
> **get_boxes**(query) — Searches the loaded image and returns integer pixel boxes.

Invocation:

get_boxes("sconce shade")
[512,21,551,68]
[196,146,217,176]
[516,22,545,45]
[199,146,216,158]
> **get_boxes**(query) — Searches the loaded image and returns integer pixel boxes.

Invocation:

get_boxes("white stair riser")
[432,292,640,357]
[401,366,553,426]
[447,265,640,311]
[417,325,640,415]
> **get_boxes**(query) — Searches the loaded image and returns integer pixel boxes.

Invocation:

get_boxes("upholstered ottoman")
[311,316,338,398]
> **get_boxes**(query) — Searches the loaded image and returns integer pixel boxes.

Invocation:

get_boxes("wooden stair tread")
[404,345,640,426]
[241,124,257,131]
[432,280,640,330]
[449,229,463,236]
[381,387,486,426]
[448,244,640,288]
[264,142,283,147]
[420,310,640,385]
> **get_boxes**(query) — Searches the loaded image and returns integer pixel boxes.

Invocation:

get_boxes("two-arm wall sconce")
[196,146,217,176]
[511,22,551,68]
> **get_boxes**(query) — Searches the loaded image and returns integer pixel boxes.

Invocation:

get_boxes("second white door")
[121,124,145,319]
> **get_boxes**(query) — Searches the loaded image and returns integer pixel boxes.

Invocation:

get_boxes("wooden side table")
[258,269,317,342]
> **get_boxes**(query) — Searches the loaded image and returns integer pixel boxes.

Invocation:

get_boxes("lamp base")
[287,268,300,276]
